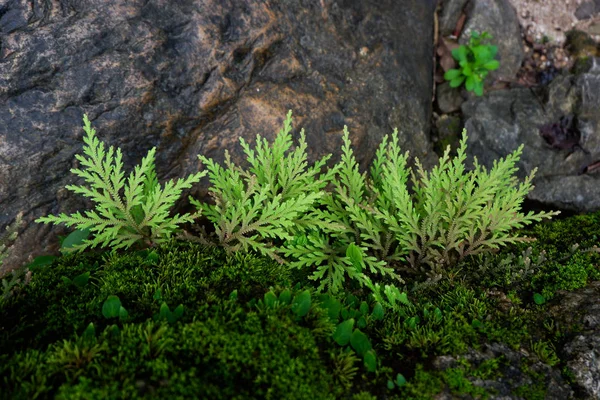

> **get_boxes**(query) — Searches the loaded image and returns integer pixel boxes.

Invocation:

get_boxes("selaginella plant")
[188,110,338,262]
[285,127,560,294]
[444,30,500,96]
[36,115,206,253]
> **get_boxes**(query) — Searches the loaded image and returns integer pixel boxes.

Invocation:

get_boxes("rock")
[429,343,574,399]
[461,69,600,213]
[436,82,465,113]
[547,281,600,399]
[0,0,438,277]
[438,0,470,37]
[462,0,524,84]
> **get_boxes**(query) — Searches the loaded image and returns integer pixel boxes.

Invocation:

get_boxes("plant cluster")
[444,30,500,96]
[33,112,558,307]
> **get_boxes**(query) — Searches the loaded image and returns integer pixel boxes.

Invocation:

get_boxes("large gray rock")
[0,0,438,276]
[462,67,600,213]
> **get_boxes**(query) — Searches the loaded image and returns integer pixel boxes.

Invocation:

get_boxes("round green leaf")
[533,293,546,305]
[264,291,278,308]
[474,81,484,96]
[359,301,369,316]
[333,318,355,346]
[291,290,312,317]
[173,304,184,318]
[279,289,292,305]
[102,295,122,319]
[396,373,407,387]
[465,76,475,91]
[387,380,395,390]
[350,328,372,357]
[118,306,128,320]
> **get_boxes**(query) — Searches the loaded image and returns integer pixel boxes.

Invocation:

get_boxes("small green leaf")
[159,302,171,319]
[173,304,184,319]
[25,255,56,271]
[60,228,90,252]
[229,289,238,301]
[533,293,546,305]
[102,295,122,319]
[320,295,342,321]
[396,373,407,387]
[153,288,162,301]
[472,318,482,328]
[363,349,377,372]
[279,289,292,305]
[346,294,359,308]
[444,69,462,81]
[452,46,468,62]
[61,276,72,285]
[264,291,278,308]
[387,380,395,390]
[466,76,475,91]
[346,243,363,273]
[474,81,484,96]
[357,316,367,329]
[333,318,355,346]
[359,301,369,316]
[291,290,311,317]
[82,322,96,342]
[73,271,90,288]
[118,306,128,320]
[450,76,465,88]
[371,303,384,320]
[350,328,372,357]
[483,60,500,70]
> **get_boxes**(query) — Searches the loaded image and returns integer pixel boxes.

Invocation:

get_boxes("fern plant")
[36,115,206,253]
[188,110,338,262]
[286,127,559,294]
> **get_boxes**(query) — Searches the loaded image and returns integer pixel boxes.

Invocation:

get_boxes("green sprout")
[444,31,500,96]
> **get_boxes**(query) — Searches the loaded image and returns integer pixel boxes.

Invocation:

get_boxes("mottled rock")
[436,81,465,113]
[548,281,600,399]
[430,342,574,399]
[438,0,470,37]
[0,0,438,276]
[462,69,600,213]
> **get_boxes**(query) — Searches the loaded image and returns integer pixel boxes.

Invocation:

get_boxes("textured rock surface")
[462,64,600,213]
[548,281,600,399]
[0,0,438,276]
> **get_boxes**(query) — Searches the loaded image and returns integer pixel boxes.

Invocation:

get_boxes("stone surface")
[548,281,600,399]
[436,81,465,113]
[461,67,600,213]
[438,0,470,37]
[462,0,524,85]
[0,0,438,276]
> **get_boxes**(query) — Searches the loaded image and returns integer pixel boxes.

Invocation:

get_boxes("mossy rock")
[1,299,338,399]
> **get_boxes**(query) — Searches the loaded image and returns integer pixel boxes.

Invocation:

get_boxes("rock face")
[462,63,600,213]
[0,0,438,276]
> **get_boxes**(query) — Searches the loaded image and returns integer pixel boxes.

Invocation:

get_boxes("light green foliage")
[36,115,206,253]
[287,126,558,296]
[444,30,500,96]
[190,110,337,262]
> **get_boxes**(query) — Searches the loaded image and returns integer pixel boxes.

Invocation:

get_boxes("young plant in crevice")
[444,30,500,96]
[188,110,338,262]
[36,115,206,253]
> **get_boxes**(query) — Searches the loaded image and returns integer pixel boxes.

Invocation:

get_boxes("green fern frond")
[36,115,206,253]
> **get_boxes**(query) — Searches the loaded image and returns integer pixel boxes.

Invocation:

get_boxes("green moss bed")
[1,211,600,400]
